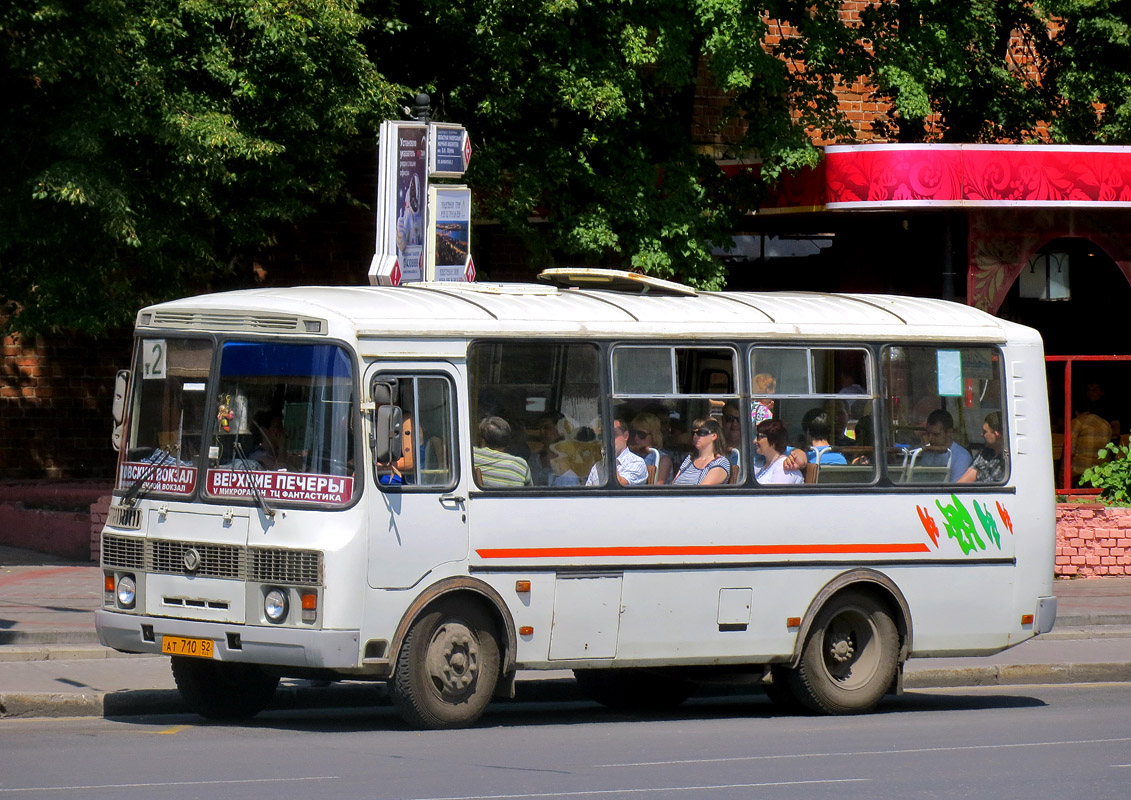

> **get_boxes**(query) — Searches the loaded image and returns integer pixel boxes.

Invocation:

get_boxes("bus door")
[367,367,467,589]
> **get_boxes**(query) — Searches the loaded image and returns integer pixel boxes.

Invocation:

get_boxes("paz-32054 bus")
[96,269,1056,728]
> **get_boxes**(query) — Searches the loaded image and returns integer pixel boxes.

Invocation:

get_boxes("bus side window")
[751,346,875,486]
[373,375,457,490]
[881,346,1007,485]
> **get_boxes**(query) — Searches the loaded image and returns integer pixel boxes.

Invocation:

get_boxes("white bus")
[97,269,1057,728]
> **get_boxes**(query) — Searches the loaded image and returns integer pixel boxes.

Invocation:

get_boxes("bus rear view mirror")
[111,369,130,452]
[375,405,404,464]
[372,377,404,464]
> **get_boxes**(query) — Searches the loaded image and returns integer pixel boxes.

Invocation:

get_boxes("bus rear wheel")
[171,656,279,720]
[787,590,899,715]
[573,668,692,711]
[390,599,501,730]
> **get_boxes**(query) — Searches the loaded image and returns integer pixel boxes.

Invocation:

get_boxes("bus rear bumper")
[1035,595,1057,635]
[95,610,360,669]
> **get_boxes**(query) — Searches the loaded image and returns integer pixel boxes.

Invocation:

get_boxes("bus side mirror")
[111,369,130,452]
[374,405,404,464]
[371,378,403,464]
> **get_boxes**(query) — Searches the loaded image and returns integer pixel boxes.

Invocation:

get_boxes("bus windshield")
[205,341,356,506]
[118,338,212,496]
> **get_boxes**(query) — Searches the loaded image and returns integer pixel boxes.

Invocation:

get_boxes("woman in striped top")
[673,418,731,486]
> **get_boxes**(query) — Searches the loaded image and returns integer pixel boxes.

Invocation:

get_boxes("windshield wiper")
[233,442,276,520]
[122,445,175,507]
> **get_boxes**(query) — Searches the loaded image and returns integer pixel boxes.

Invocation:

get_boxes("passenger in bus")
[751,373,776,426]
[755,419,804,484]
[919,409,973,482]
[673,418,731,485]
[629,412,674,484]
[722,400,744,470]
[528,411,565,485]
[800,408,847,465]
[248,410,287,470]
[473,416,533,487]
[958,412,1007,483]
[849,415,875,465]
[586,416,648,486]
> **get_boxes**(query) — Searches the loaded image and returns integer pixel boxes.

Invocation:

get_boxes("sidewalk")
[3,542,1131,719]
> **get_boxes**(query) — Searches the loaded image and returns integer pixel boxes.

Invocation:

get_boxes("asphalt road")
[3,683,1131,800]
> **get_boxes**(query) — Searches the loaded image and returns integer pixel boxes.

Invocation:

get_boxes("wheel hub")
[828,630,856,663]
[426,622,480,696]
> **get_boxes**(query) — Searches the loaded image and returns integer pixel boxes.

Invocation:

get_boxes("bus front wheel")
[390,600,501,729]
[788,590,899,715]
[170,657,279,720]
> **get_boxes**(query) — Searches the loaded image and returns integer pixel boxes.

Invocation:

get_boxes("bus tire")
[170,656,279,720]
[573,668,692,711]
[788,590,899,715]
[390,599,501,730]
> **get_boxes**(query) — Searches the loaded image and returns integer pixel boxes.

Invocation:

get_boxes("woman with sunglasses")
[755,418,803,484]
[672,418,731,485]
[629,412,674,484]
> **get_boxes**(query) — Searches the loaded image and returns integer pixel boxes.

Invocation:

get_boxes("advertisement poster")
[206,469,354,506]
[427,186,472,281]
[393,125,427,283]
[428,123,470,177]
[370,122,427,285]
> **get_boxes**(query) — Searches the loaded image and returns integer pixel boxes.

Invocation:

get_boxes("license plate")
[161,635,214,659]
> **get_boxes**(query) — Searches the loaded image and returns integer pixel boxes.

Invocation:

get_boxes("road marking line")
[153,725,190,735]
[0,776,336,794]
[598,736,1131,767]
[405,779,869,800]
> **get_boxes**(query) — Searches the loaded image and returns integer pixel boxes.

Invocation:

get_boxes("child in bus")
[800,408,847,465]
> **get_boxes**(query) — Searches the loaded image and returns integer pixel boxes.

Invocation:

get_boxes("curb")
[3,666,1131,720]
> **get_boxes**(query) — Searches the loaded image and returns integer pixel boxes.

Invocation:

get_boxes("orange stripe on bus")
[475,543,932,559]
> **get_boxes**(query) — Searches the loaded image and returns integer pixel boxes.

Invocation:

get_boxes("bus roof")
[137,282,1035,345]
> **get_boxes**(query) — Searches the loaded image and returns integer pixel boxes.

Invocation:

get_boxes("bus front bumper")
[95,610,360,669]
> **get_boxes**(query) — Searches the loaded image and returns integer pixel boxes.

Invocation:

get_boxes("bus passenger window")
[612,345,740,486]
[751,346,875,485]
[468,342,603,489]
[882,346,1008,484]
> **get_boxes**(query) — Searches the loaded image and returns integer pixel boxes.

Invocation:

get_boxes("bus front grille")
[149,540,245,579]
[101,535,323,586]
[102,534,145,569]
[107,505,143,530]
[248,547,322,586]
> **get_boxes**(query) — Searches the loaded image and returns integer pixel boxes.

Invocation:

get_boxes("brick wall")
[1,331,132,480]
[1056,504,1131,577]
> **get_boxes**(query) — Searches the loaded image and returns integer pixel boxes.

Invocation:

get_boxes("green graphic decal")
[974,500,1001,549]
[935,495,985,555]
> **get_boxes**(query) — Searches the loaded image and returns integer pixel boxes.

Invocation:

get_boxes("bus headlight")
[116,575,136,608]
[264,588,288,623]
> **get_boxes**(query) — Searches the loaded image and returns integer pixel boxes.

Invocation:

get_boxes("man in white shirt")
[586,418,648,486]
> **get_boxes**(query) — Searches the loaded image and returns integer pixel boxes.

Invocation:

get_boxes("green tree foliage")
[1,0,400,336]
[859,0,1050,142]
[375,0,865,288]
[1040,0,1131,142]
